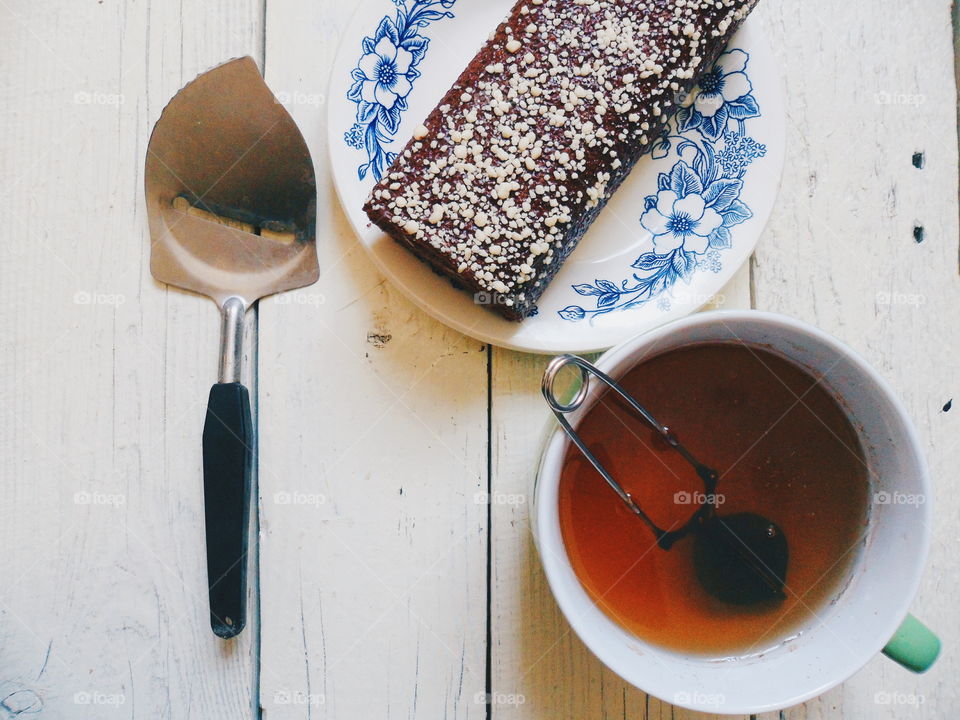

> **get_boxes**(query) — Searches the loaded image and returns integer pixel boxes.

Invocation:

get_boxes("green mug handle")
[882,614,940,673]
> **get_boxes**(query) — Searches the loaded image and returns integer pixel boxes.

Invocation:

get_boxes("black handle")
[202,382,254,638]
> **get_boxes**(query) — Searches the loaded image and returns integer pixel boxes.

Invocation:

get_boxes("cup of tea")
[533,310,939,714]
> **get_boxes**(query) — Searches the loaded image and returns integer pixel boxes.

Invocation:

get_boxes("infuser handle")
[541,354,718,550]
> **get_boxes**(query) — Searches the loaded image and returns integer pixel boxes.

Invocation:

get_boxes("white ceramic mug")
[533,310,939,714]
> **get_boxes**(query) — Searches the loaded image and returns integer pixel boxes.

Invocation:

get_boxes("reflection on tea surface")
[558,343,870,656]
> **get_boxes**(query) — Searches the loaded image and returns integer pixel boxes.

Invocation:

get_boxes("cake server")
[145,56,318,638]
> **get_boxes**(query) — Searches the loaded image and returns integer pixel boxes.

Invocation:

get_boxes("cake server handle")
[201,296,253,639]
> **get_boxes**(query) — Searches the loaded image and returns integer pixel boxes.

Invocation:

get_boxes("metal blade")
[145,56,318,306]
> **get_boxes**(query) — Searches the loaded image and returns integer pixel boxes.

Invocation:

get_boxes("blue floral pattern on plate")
[558,49,766,322]
[344,0,457,181]
[341,9,765,325]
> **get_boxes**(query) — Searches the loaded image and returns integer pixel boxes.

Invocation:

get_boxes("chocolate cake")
[364,0,759,320]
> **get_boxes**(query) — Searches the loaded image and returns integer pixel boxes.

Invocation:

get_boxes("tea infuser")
[542,354,789,606]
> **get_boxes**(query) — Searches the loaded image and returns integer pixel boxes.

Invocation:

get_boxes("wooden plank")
[0,0,265,717]
[257,3,489,718]
[488,267,749,720]
[0,0,262,718]
[491,0,960,715]
[750,1,960,718]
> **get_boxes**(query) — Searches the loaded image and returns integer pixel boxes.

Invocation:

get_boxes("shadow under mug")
[533,310,939,715]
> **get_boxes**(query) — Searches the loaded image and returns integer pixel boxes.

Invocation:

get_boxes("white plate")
[328,0,784,353]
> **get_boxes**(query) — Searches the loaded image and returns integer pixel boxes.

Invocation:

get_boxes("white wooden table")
[1,0,958,717]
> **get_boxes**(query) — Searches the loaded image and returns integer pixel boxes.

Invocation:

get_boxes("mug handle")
[882,614,940,673]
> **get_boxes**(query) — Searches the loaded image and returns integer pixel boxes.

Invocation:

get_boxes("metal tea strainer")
[542,354,789,606]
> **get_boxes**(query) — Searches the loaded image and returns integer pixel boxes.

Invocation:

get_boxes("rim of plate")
[327,0,785,353]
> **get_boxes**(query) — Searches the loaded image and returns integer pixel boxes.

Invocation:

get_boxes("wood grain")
[0,0,265,717]
[256,2,489,718]
[753,1,960,718]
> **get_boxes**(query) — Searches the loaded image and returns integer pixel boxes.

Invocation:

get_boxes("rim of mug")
[533,309,933,714]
